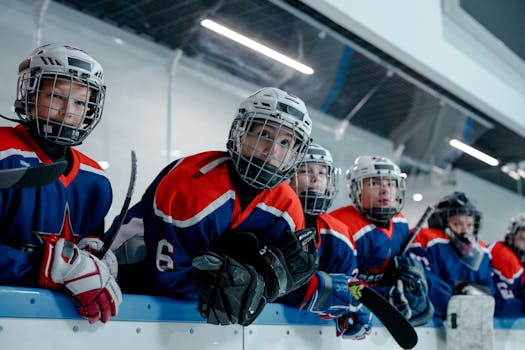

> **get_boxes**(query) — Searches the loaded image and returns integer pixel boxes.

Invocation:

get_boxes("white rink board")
[1,286,524,350]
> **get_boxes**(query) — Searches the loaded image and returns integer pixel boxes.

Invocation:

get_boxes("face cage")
[445,228,484,270]
[437,209,481,236]
[17,72,105,146]
[293,161,338,215]
[228,113,310,189]
[351,174,406,221]
[505,233,525,263]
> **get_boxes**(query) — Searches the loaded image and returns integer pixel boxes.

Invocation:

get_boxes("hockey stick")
[98,150,137,258]
[349,284,418,349]
[0,161,67,189]
[400,205,434,255]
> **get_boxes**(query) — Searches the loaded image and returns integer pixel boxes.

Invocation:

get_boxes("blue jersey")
[0,125,112,285]
[490,241,525,317]
[329,205,410,285]
[408,228,493,318]
[136,151,305,299]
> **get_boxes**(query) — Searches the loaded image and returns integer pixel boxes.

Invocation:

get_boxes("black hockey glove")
[192,252,266,326]
[210,229,318,302]
[390,256,434,326]
[257,228,319,301]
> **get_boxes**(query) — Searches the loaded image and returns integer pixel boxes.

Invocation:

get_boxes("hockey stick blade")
[0,161,67,189]
[350,284,418,349]
[400,205,434,255]
[98,150,137,258]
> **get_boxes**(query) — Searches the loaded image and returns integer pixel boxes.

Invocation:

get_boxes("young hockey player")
[330,156,433,326]
[490,213,525,317]
[115,87,319,326]
[0,44,121,324]
[288,143,372,340]
[408,191,493,319]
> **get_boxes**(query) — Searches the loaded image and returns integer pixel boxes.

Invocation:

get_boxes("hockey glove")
[388,279,412,320]
[192,252,266,326]
[210,230,318,302]
[77,236,118,279]
[305,271,362,318]
[335,307,373,340]
[38,237,122,324]
[453,282,491,296]
[392,256,434,325]
[256,228,318,301]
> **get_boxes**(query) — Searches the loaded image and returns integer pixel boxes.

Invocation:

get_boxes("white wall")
[1,0,524,243]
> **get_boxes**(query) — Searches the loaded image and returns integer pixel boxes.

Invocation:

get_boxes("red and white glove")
[77,236,118,279]
[38,237,122,324]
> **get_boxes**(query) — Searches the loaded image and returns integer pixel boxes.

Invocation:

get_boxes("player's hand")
[192,252,266,326]
[77,236,118,278]
[388,279,412,320]
[335,307,373,340]
[307,271,363,318]
[38,237,122,323]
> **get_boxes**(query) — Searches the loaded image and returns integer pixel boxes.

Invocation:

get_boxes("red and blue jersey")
[0,125,112,285]
[489,241,525,317]
[141,151,305,299]
[408,228,493,318]
[315,213,358,278]
[329,205,411,285]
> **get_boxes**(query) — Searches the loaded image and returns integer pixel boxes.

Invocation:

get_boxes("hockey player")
[116,87,320,326]
[288,143,372,340]
[0,44,121,323]
[489,214,525,317]
[408,191,493,319]
[330,156,433,326]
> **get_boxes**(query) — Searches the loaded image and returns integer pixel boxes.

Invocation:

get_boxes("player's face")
[514,228,525,252]
[448,214,475,236]
[290,164,328,194]
[241,121,297,169]
[360,177,398,210]
[34,78,90,127]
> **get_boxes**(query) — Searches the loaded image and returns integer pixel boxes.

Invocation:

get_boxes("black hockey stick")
[400,206,434,255]
[98,150,137,258]
[0,161,67,189]
[349,284,418,349]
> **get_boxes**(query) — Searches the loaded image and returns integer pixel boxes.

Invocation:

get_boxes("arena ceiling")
[55,0,525,195]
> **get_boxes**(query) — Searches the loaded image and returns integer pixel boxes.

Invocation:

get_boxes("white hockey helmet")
[504,213,525,263]
[291,143,339,215]
[347,155,406,223]
[227,87,313,189]
[15,43,105,146]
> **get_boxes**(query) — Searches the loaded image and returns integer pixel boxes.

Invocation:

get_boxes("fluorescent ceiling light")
[201,19,314,75]
[449,139,499,166]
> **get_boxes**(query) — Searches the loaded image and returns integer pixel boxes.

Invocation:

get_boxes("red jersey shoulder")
[0,125,37,153]
[318,212,356,246]
[329,205,370,234]
[73,149,103,170]
[490,241,522,279]
[413,227,447,248]
[155,151,233,221]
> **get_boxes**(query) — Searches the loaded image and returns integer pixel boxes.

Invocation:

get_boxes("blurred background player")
[113,87,318,326]
[330,155,433,326]
[0,43,121,323]
[489,213,525,317]
[408,191,493,319]
[288,143,372,340]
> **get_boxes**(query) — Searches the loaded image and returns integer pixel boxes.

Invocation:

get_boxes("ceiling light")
[413,193,423,202]
[200,19,314,75]
[449,139,499,166]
